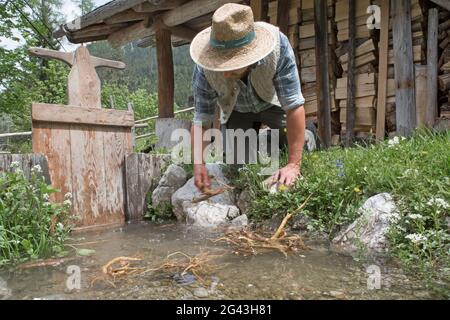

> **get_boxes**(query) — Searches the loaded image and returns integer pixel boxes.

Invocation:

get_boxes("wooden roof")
[54,0,243,48]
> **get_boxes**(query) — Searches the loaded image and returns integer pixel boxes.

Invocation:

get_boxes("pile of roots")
[215,195,312,257]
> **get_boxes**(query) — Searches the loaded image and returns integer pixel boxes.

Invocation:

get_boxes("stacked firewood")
[334,0,377,134]
[438,10,450,115]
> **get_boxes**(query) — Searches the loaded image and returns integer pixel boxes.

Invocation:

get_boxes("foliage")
[235,130,450,282]
[0,163,72,266]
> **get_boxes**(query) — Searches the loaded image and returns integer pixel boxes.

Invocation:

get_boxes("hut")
[54,0,450,147]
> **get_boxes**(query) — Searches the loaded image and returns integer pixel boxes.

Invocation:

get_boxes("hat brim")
[190,22,277,72]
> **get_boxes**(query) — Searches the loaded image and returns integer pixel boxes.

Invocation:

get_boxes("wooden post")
[277,0,290,36]
[250,0,266,21]
[426,8,438,128]
[376,0,390,141]
[345,0,356,146]
[155,27,174,118]
[391,0,416,136]
[314,0,331,148]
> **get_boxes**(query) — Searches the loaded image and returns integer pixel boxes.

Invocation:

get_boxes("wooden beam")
[162,0,241,28]
[429,0,450,11]
[376,0,390,141]
[108,0,241,48]
[108,19,154,48]
[345,0,356,146]
[426,8,439,128]
[32,103,135,127]
[105,9,150,24]
[392,0,416,136]
[28,47,74,66]
[58,0,147,35]
[277,0,290,35]
[133,0,188,13]
[156,28,174,118]
[314,0,331,147]
[415,65,427,127]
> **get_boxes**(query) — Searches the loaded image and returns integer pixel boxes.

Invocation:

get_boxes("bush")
[0,163,72,266]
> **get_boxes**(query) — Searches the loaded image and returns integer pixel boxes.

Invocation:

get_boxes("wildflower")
[10,161,20,168]
[57,223,64,230]
[388,136,400,147]
[43,202,51,207]
[405,233,427,244]
[64,199,72,207]
[64,192,73,200]
[404,168,419,176]
[31,165,42,173]
[408,213,423,220]
[388,212,401,223]
[15,168,23,175]
[284,128,287,133]
[354,187,361,193]
[278,184,288,192]
[427,197,449,210]
[43,193,50,201]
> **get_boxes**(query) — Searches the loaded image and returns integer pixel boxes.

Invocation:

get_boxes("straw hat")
[190,3,277,72]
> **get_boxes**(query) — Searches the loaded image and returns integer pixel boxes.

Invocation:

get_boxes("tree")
[74,0,95,16]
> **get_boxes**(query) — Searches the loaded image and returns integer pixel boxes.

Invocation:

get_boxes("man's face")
[223,66,249,79]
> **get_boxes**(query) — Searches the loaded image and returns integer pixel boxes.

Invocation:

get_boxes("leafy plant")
[0,162,72,266]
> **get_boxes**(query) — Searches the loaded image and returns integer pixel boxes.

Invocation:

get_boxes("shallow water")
[0,222,442,300]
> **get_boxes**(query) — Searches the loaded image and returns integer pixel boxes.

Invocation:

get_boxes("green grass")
[233,129,450,288]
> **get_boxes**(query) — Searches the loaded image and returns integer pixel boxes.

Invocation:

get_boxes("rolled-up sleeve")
[192,65,218,126]
[273,33,305,111]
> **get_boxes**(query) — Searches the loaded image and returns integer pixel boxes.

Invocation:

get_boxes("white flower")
[15,168,23,175]
[10,161,20,168]
[43,193,50,201]
[396,226,406,232]
[408,214,423,220]
[64,192,72,200]
[43,202,51,207]
[388,136,400,147]
[57,222,64,230]
[388,212,401,222]
[405,233,427,244]
[404,169,419,176]
[31,165,42,173]
[427,198,449,210]
[63,199,72,207]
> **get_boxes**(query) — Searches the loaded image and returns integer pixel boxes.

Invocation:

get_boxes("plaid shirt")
[192,31,305,126]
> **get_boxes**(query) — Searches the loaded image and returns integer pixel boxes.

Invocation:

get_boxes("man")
[189,3,306,191]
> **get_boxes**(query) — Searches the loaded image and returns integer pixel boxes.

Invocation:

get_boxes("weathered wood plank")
[376,0,390,141]
[32,103,135,127]
[392,0,416,136]
[415,65,427,127]
[102,127,128,226]
[314,0,331,147]
[69,124,108,228]
[426,8,439,128]
[33,122,72,204]
[0,154,50,183]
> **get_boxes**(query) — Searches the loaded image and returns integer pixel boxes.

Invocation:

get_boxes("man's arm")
[271,32,306,186]
[191,65,217,190]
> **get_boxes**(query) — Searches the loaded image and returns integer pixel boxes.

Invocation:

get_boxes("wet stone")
[193,287,209,298]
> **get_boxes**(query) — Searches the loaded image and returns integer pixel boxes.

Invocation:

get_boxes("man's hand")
[194,164,211,191]
[271,163,301,187]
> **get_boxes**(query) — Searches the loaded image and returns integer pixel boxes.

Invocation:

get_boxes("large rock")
[171,164,236,224]
[331,193,397,257]
[184,202,240,228]
[152,164,187,207]
[237,190,252,215]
